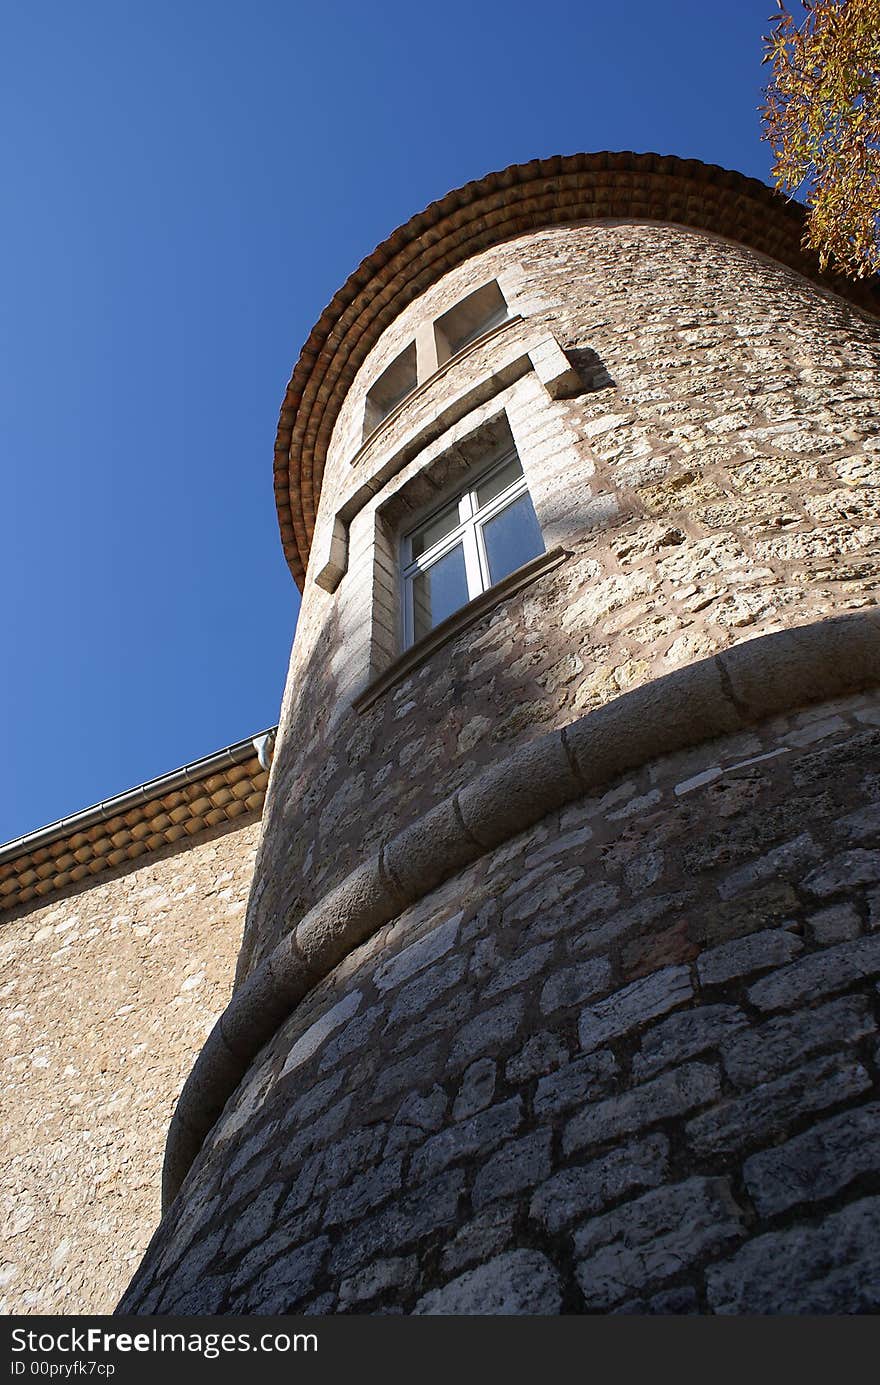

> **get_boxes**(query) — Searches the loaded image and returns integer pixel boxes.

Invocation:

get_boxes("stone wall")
[0,818,259,1315]
[242,221,880,978]
[124,200,880,1316]
[121,691,880,1314]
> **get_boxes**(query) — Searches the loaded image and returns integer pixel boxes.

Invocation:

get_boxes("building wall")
[0,818,259,1314]
[241,221,880,979]
[120,692,880,1314]
[126,215,880,1314]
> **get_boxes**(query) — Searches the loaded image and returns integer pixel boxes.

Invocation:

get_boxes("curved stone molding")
[163,610,880,1208]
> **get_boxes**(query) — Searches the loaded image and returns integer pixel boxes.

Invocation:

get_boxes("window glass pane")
[476,454,523,509]
[481,492,544,585]
[412,543,470,641]
[409,500,460,560]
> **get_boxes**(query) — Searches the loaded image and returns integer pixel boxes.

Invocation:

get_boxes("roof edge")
[0,727,276,867]
[0,729,277,918]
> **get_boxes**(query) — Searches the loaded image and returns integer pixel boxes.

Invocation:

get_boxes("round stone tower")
[122,153,880,1315]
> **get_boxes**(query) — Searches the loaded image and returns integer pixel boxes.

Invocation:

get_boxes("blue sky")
[1,1,781,841]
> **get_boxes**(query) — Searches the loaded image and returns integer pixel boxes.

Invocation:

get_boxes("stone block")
[239,1236,330,1313]
[449,995,525,1067]
[409,1097,523,1184]
[578,965,693,1053]
[540,958,612,1016]
[564,1062,720,1156]
[715,614,880,723]
[413,1250,562,1315]
[472,1129,553,1208]
[323,1156,403,1228]
[505,1031,569,1084]
[575,1177,744,1309]
[452,1059,496,1121]
[328,1169,466,1276]
[620,918,697,977]
[371,1044,444,1106]
[383,798,479,900]
[373,913,461,993]
[563,658,742,791]
[534,1050,617,1117]
[220,956,311,1061]
[483,941,556,998]
[456,731,581,850]
[439,1202,518,1276]
[689,882,800,947]
[386,955,467,1027]
[530,1134,669,1233]
[807,903,862,944]
[696,926,803,986]
[744,1102,880,1217]
[722,995,874,1088]
[746,935,880,1011]
[717,834,820,901]
[706,1197,880,1314]
[280,991,362,1078]
[295,854,395,974]
[221,1182,285,1259]
[686,1054,871,1157]
[633,1005,747,1081]
[338,1255,418,1310]
[803,849,880,898]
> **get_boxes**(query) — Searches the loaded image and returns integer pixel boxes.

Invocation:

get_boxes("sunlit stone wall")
[127,213,880,1315]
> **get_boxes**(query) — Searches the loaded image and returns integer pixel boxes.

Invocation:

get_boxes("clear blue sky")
[1,1,780,842]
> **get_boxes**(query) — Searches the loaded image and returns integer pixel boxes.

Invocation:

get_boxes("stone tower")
[121,153,880,1315]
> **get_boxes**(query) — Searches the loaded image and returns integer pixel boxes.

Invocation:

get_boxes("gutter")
[0,727,278,868]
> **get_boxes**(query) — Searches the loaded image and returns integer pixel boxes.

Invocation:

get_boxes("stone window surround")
[432,279,510,366]
[359,281,513,452]
[353,396,570,701]
[312,326,581,594]
[352,544,568,714]
[362,341,418,442]
[349,312,523,475]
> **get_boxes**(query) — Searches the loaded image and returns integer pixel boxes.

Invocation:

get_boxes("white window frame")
[400,447,541,649]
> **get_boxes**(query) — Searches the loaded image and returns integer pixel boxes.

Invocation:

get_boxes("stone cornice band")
[163,611,880,1210]
[274,151,880,590]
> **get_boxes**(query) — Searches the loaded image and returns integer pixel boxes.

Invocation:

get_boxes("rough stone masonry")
[119,154,880,1313]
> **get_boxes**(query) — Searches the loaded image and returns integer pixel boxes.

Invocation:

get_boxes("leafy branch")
[760,0,880,278]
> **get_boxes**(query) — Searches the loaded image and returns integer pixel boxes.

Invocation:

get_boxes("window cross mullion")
[399,445,544,650]
[461,523,483,601]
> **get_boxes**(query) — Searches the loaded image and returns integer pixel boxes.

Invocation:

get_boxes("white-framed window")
[400,447,544,647]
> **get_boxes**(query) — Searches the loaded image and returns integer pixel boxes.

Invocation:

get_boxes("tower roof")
[274,150,880,590]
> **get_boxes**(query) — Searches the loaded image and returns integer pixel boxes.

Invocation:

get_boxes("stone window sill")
[352,545,569,714]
